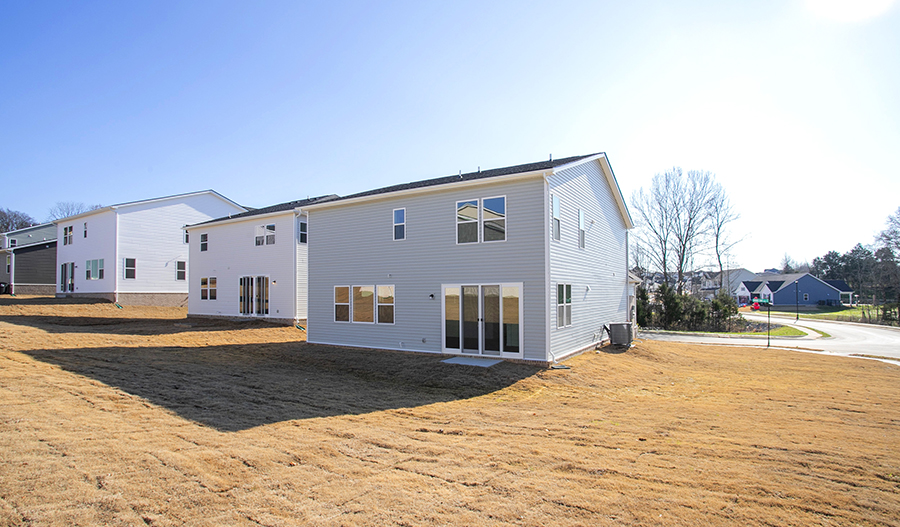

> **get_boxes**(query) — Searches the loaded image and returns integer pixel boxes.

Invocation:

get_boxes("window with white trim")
[803,293,809,301]
[256,224,275,246]
[334,286,350,322]
[124,258,136,279]
[551,195,561,241]
[200,277,217,300]
[298,220,307,244]
[456,196,506,244]
[63,226,73,245]
[334,284,395,324]
[8,239,16,248]
[176,261,186,281]
[183,230,189,244]
[578,209,585,248]
[85,259,104,280]
[556,283,572,328]
[377,285,395,324]
[200,233,208,252]
[393,208,406,241]
[83,222,88,238]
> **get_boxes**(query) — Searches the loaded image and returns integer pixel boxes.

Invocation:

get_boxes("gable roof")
[754,272,842,294]
[301,153,634,229]
[188,194,340,228]
[823,279,853,293]
[52,190,246,224]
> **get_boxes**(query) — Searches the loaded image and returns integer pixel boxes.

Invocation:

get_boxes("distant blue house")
[735,273,849,306]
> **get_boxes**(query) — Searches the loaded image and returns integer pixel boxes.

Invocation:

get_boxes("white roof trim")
[185,208,303,231]
[52,190,245,224]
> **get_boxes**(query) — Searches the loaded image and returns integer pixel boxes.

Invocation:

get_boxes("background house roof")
[823,279,853,293]
[52,190,246,224]
[190,194,339,227]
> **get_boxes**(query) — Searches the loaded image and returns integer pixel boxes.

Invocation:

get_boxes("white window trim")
[352,285,377,324]
[551,195,561,242]
[456,198,480,245]
[481,195,507,244]
[200,276,217,300]
[334,285,351,323]
[578,209,585,249]
[298,219,308,244]
[393,208,406,241]
[199,233,208,252]
[124,258,136,280]
[455,196,507,245]
[376,284,395,325]
[556,283,572,329]
[440,282,524,358]
[175,261,186,281]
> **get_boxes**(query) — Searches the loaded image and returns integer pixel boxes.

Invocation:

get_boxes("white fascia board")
[556,154,634,230]
[302,169,551,211]
[184,209,298,231]
[55,190,246,225]
[8,239,57,251]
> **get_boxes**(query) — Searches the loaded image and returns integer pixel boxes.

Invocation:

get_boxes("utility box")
[609,322,633,346]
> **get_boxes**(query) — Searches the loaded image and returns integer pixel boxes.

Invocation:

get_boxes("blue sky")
[2,0,898,272]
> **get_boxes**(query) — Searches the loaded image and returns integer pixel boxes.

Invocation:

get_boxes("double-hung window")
[377,285,395,324]
[63,226,73,245]
[124,258,136,279]
[201,277,216,300]
[551,196,561,241]
[578,209,585,248]
[176,261,186,281]
[556,283,572,328]
[298,220,308,244]
[200,233,208,252]
[456,196,506,244]
[256,224,275,246]
[393,209,406,241]
[85,259,104,280]
[83,222,88,238]
[7,239,16,248]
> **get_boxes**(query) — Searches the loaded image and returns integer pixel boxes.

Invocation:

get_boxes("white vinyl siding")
[547,159,629,359]
[307,177,547,361]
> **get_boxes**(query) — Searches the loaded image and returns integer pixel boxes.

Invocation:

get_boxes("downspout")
[114,212,120,305]
[543,173,552,362]
[293,208,300,323]
[8,248,14,295]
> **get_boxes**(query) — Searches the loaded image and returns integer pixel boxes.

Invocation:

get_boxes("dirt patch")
[1,296,898,526]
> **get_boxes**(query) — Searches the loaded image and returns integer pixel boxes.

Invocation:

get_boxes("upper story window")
[578,209,585,249]
[200,233,208,252]
[124,258,136,279]
[299,220,308,244]
[183,230,189,244]
[551,195,561,241]
[456,196,506,244]
[256,224,275,246]
[63,226,73,245]
[83,222,88,238]
[393,208,406,241]
[176,261,186,281]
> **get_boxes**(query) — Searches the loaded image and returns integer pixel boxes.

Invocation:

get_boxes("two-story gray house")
[303,153,634,364]
[1,223,58,295]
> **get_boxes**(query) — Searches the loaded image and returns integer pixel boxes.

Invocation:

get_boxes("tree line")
[0,202,103,232]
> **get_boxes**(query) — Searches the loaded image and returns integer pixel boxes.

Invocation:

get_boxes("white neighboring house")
[699,268,756,300]
[184,195,337,324]
[54,191,245,305]
[303,152,634,365]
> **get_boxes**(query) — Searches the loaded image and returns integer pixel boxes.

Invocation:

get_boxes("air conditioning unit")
[609,322,633,346]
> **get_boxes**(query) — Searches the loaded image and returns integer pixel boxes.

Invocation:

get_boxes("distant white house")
[699,268,756,300]
[184,195,336,324]
[54,190,245,305]
[302,152,634,364]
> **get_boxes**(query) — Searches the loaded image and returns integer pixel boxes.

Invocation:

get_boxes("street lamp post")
[766,281,771,349]
[795,280,799,322]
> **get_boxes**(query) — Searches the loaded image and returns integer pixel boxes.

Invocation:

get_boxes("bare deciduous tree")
[670,170,714,294]
[707,181,741,290]
[47,202,103,221]
[0,208,37,232]
[631,168,679,284]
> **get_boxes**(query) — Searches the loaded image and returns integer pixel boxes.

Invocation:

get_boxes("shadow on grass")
[21,342,541,433]
[0,314,280,336]
[0,295,108,307]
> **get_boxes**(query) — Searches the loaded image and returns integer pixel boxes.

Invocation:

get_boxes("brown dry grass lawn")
[1,296,898,526]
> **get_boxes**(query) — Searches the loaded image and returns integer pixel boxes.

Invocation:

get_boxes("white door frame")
[441,282,523,358]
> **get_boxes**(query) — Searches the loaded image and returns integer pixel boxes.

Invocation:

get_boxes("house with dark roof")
[301,152,634,364]
[1,223,58,295]
[735,272,849,306]
[184,195,337,323]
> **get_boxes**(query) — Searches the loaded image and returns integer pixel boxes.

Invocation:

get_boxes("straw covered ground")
[0,296,898,526]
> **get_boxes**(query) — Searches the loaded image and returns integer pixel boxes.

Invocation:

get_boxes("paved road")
[641,313,900,362]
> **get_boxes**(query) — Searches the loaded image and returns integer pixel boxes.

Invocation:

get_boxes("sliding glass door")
[443,283,521,358]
